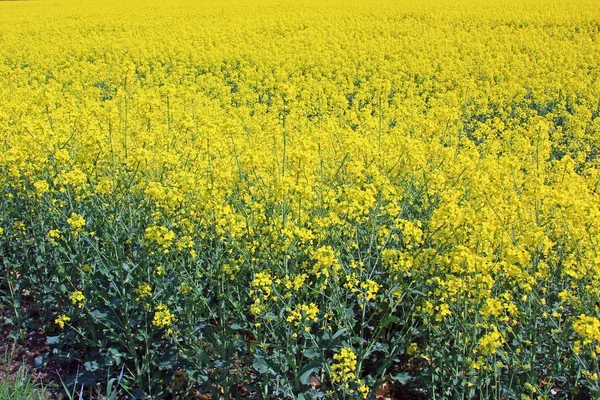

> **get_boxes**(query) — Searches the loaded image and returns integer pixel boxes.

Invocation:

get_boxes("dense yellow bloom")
[284,274,307,292]
[67,213,86,232]
[480,298,505,320]
[2,0,600,395]
[55,315,70,329]
[153,304,175,327]
[136,283,153,301]
[33,180,50,195]
[95,178,113,195]
[57,169,87,189]
[476,327,504,356]
[331,348,357,384]
[145,226,175,250]
[312,246,341,279]
[358,280,380,302]
[250,272,272,300]
[69,290,85,307]
[286,303,319,327]
[573,315,600,346]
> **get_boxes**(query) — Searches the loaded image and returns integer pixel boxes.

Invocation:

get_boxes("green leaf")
[90,310,108,321]
[252,357,270,374]
[332,329,345,340]
[303,347,319,360]
[390,372,411,385]
[84,360,100,372]
[379,315,399,329]
[299,363,321,385]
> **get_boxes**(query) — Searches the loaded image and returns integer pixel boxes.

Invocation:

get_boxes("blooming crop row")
[1,0,600,398]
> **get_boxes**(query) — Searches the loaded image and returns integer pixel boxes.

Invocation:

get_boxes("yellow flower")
[250,300,264,316]
[312,246,341,279]
[407,342,418,355]
[69,290,85,307]
[55,314,70,329]
[480,298,504,320]
[476,327,504,356]
[136,283,153,301]
[95,178,113,195]
[33,180,50,195]
[178,282,192,294]
[286,303,319,327]
[331,347,357,384]
[358,279,380,302]
[573,314,600,346]
[67,213,86,232]
[47,229,60,246]
[250,272,272,300]
[153,304,175,327]
[435,303,451,322]
[145,226,175,250]
[357,380,369,398]
[284,273,307,292]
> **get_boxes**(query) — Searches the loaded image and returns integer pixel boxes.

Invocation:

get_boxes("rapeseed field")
[1,0,600,398]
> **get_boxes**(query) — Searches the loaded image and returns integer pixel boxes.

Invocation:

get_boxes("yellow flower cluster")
[249,272,273,316]
[573,315,600,346]
[283,274,307,292]
[331,348,357,385]
[222,260,241,281]
[178,282,192,295]
[250,272,272,300]
[2,0,600,395]
[47,229,61,245]
[145,226,175,251]
[312,246,341,280]
[407,343,418,355]
[480,298,505,320]
[476,327,504,356]
[152,304,175,327]
[136,283,153,302]
[55,315,70,329]
[357,280,380,302]
[33,180,50,195]
[69,290,85,307]
[67,213,86,233]
[286,303,319,329]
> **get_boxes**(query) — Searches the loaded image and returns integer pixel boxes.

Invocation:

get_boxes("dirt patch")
[0,305,79,396]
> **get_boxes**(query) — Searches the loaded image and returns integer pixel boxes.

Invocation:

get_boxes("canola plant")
[1,0,600,398]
